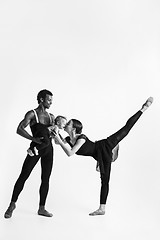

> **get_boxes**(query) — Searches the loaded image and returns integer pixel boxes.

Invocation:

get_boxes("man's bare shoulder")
[24,110,35,119]
[23,110,38,127]
[49,113,55,119]
[17,110,36,129]
[49,113,55,117]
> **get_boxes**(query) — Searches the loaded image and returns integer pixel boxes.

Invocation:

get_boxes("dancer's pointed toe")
[141,97,153,112]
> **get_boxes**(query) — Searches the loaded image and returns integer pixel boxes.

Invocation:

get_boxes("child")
[27,115,67,156]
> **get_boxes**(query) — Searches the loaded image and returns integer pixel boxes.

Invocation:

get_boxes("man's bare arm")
[16,110,42,144]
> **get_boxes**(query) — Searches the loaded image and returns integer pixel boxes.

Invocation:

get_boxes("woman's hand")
[54,138,60,145]
[54,135,86,157]
[53,133,62,144]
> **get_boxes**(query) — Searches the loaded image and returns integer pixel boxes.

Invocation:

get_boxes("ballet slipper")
[89,209,105,216]
[142,97,153,109]
[38,206,53,217]
[4,202,16,218]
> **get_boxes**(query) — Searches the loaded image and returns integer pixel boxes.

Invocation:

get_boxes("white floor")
[1,200,159,240]
[1,155,159,240]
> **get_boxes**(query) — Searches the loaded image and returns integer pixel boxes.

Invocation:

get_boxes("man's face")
[43,94,53,109]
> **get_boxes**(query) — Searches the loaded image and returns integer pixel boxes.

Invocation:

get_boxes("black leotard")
[65,134,113,173]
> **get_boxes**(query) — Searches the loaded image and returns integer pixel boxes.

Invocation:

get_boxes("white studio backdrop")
[0,1,160,240]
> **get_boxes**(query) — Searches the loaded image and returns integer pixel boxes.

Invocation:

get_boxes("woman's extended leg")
[108,97,153,149]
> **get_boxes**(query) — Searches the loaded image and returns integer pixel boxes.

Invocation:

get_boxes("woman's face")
[65,120,73,134]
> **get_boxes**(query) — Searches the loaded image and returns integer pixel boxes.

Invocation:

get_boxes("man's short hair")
[37,89,53,104]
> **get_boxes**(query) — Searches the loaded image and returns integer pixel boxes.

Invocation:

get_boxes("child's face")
[57,118,67,129]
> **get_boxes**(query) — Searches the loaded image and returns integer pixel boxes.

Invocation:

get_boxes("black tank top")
[30,109,52,137]
[65,134,96,157]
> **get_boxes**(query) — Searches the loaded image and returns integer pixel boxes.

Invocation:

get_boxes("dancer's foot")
[4,202,16,219]
[141,97,153,112]
[38,206,53,217]
[89,209,105,216]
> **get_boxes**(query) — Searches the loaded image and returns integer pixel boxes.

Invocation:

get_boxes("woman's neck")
[69,132,80,142]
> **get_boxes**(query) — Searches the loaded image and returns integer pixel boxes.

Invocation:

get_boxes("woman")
[54,97,153,216]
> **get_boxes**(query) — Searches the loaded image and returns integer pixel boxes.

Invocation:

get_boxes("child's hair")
[71,119,83,134]
[55,115,67,125]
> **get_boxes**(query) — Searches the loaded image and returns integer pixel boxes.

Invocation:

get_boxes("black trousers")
[100,110,142,204]
[11,142,53,206]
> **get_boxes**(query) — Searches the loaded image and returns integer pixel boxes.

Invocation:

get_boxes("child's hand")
[48,126,55,132]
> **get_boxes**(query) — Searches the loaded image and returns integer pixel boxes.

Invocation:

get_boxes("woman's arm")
[52,132,66,144]
[54,134,85,156]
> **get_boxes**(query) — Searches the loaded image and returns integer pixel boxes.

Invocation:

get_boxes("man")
[4,89,55,218]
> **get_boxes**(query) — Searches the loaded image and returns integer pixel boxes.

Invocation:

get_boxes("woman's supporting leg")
[89,162,111,216]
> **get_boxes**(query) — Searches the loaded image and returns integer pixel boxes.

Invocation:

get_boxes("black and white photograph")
[0,1,159,240]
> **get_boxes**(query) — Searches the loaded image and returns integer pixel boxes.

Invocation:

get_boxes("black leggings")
[11,144,53,206]
[100,110,142,204]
